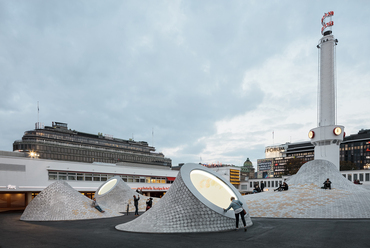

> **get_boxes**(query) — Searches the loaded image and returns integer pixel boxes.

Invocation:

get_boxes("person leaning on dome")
[223,197,247,232]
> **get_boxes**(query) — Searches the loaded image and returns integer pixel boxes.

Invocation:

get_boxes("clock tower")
[308,11,344,170]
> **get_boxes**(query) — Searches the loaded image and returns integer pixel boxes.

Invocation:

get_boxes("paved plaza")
[1,210,370,248]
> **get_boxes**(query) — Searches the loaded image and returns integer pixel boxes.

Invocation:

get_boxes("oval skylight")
[98,178,117,195]
[190,169,237,208]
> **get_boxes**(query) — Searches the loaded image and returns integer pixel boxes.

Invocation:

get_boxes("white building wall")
[0,155,178,193]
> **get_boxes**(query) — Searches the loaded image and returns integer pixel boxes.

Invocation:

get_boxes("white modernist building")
[309,11,344,170]
[0,151,178,210]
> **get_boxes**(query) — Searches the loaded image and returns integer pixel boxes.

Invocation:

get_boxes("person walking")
[133,195,140,216]
[223,197,247,232]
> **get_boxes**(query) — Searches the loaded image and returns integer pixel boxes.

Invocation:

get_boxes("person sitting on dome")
[322,178,332,190]
[253,184,261,193]
[274,182,288,191]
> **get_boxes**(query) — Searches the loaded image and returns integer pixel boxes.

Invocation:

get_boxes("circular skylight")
[190,169,237,209]
[98,178,117,195]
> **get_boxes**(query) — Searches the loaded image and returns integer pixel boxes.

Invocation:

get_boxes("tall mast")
[308,11,344,170]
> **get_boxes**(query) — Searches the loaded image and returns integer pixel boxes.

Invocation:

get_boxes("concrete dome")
[20,181,121,221]
[116,163,253,233]
[244,159,370,218]
[95,176,159,213]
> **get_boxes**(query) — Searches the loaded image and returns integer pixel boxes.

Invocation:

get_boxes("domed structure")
[95,176,159,213]
[244,160,370,218]
[116,163,253,233]
[241,158,254,176]
[243,158,253,167]
[21,181,121,221]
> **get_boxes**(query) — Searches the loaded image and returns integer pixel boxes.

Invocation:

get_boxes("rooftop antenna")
[152,128,154,147]
[37,101,39,123]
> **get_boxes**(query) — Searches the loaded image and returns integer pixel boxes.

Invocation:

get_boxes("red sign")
[135,186,170,191]
[321,11,334,35]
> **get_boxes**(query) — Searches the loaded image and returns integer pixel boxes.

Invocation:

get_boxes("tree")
[284,158,305,175]
[340,161,357,171]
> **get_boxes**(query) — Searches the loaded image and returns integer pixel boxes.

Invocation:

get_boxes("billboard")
[257,158,274,178]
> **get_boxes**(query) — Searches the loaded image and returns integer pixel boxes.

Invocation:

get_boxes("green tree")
[284,158,305,175]
[340,161,357,171]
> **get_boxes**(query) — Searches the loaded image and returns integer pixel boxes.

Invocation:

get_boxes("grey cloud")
[1,0,370,168]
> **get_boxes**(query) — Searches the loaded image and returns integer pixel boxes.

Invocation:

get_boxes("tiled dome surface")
[20,181,121,221]
[245,160,370,218]
[116,172,253,233]
[95,177,159,213]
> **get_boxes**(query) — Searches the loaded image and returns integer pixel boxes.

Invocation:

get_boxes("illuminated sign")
[258,159,273,172]
[136,186,170,191]
[265,147,285,153]
[308,131,315,139]
[321,11,334,35]
[104,134,114,140]
[265,145,287,158]
[7,185,16,189]
[333,127,342,136]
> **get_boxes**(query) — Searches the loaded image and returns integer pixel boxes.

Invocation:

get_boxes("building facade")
[0,152,178,210]
[240,158,255,179]
[257,129,370,178]
[200,164,241,189]
[13,122,171,167]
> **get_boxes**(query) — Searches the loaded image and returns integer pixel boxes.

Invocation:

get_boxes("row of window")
[250,180,283,188]
[341,143,370,151]
[48,171,171,184]
[342,173,370,182]
[15,142,170,166]
[31,131,150,153]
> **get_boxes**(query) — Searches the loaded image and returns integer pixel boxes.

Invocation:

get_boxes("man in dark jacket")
[260,181,265,192]
[323,178,332,189]
[133,195,140,216]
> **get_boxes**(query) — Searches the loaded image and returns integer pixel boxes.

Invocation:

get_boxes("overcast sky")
[1,0,369,168]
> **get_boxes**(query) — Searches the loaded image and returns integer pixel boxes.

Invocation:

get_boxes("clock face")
[333,127,342,136]
[308,131,315,139]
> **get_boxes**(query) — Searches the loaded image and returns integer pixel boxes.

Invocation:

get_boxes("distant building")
[340,129,370,169]
[240,158,255,179]
[206,165,241,189]
[257,129,370,177]
[0,152,178,211]
[13,122,171,167]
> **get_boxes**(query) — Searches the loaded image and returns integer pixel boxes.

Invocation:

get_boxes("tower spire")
[308,11,344,170]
